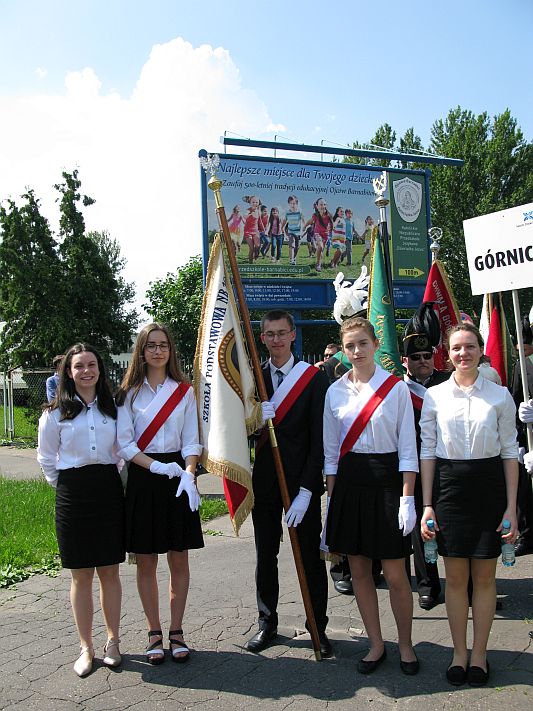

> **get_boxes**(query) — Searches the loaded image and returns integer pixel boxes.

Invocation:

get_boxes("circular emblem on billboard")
[393,177,422,223]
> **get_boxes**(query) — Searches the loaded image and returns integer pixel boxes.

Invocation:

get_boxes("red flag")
[422,260,460,370]
[484,295,514,386]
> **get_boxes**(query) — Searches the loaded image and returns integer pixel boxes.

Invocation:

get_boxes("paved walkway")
[0,449,532,710]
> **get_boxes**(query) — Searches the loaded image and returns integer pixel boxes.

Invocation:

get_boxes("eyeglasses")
[409,352,433,361]
[323,353,335,359]
[263,330,293,340]
[145,342,170,352]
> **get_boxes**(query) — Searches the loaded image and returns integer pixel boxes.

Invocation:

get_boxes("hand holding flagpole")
[200,153,323,660]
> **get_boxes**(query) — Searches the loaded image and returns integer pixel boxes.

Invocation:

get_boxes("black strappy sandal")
[169,629,190,663]
[146,629,165,665]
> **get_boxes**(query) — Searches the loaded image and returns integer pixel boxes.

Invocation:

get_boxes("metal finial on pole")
[428,226,443,263]
[372,171,395,310]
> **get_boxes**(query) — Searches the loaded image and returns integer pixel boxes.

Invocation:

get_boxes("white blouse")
[323,365,419,476]
[37,401,118,487]
[420,373,518,461]
[116,377,202,461]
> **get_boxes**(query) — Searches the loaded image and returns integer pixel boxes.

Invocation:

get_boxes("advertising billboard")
[200,152,430,310]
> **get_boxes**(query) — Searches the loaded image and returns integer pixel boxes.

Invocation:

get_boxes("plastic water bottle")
[424,519,438,564]
[501,519,515,567]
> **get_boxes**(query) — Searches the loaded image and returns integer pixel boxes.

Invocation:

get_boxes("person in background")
[478,354,502,385]
[402,303,450,611]
[421,323,518,687]
[37,343,124,677]
[46,354,64,402]
[314,343,340,370]
[510,314,533,556]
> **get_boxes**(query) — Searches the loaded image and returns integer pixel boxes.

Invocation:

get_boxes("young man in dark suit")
[244,310,332,657]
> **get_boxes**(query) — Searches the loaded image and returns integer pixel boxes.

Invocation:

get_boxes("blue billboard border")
[199,149,433,310]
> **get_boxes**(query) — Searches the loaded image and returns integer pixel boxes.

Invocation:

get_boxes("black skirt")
[326,452,411,559]
[434,456,506,558]
[55,463,125,569]
[125,452,204,554]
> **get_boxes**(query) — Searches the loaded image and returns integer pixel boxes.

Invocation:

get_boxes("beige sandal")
[103,637,122,667]
[73,646,94,677]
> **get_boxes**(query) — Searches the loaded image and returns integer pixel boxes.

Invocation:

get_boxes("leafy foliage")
[143,255,204,359]
[0,170,139,368]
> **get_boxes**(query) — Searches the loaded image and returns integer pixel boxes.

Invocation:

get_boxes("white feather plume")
[332,266,370,324]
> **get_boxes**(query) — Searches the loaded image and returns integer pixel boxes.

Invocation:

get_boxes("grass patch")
[0,405,39,442]
[0,476,59,587]
[0,478,228,588]
[200,497,228,522]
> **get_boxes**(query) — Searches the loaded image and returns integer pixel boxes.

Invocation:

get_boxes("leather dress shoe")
[318,631,333,658]
[514,537,533,557]
[357,647,387,674]
[334,579,353,595]
[244,628,277,653]
[418,595,437,610]
[400,654,420,675]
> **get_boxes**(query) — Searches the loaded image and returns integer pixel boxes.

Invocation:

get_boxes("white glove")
[398,495,417,536]
[524,451,533,474]
[149,460,184,479]
[518,399,533,423]
[261,401,276,423]
[176,471,201,511]
[285,487,312,527]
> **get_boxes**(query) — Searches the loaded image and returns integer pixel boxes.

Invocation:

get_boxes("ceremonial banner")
[194,234,262,535]
[481,293,514,386]
[422,260,460,370]
[367,226,404,376]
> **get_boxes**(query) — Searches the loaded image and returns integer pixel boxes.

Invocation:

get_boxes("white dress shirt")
[116,377,202,461]
[37,400,118,487]
[420,373,518,460]
[323,365,419,475]
[268,354,295,393]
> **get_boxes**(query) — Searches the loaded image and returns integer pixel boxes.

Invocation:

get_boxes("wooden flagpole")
[204,162,322,661]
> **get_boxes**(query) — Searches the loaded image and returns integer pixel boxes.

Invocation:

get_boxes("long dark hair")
[48,343,117,421]
[313,197,332,229]
[115,322,187,406]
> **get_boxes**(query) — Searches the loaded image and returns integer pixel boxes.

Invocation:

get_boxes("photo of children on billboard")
[203,156,383,281]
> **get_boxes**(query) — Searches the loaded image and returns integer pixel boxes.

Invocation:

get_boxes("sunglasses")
[409,352,433,361]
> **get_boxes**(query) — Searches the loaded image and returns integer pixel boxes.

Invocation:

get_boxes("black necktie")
[275,369,284,387]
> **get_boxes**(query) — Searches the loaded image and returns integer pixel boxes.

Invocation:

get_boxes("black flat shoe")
[318,631,333,658]
[400,654,419,675]
[446,665,467,685]
[357,647,387,674]
[244,627,278,653]
[467,662,490,687]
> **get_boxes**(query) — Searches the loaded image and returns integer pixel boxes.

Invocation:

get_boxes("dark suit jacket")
[253,358,329,500]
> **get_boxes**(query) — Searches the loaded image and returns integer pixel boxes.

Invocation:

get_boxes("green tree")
[429,107,533,311]
[0,191,67,367]
[143,255,204,359]
[0,171,138,368]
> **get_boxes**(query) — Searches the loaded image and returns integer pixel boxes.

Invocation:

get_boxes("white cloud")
[0,37,276,315]
[35,67,47,79]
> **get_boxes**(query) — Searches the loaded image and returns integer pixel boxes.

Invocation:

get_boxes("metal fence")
[1,354,321,445]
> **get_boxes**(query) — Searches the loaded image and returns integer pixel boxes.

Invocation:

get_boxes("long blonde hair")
[115,323,187,405]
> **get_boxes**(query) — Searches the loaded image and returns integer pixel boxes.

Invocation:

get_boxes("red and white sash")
[403,375,426,411]
[339,373,400,460]
[256,361,318,452]
[136,380,190,451]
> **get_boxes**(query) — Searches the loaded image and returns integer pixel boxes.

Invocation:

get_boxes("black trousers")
[251,490,328,632]
[410,485,441,598]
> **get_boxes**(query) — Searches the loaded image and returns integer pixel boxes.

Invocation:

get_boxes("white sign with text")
[463,202,533,295]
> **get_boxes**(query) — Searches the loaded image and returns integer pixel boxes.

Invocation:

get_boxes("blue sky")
[0,0,531,309]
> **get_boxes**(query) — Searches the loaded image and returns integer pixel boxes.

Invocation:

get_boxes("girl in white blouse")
[324,317,419,675]
[420,323,518,687]
[116,323,203,665]
[37,344,124,678]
